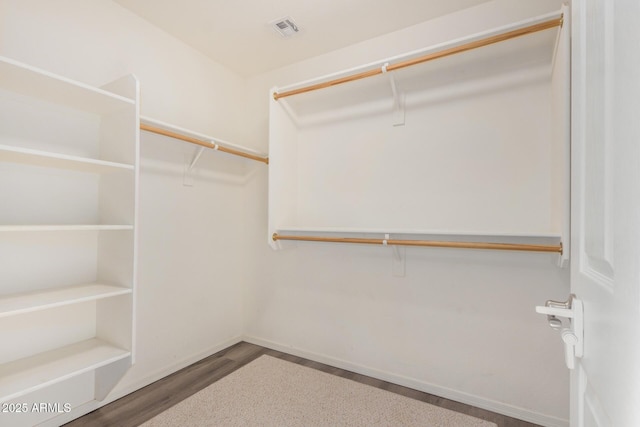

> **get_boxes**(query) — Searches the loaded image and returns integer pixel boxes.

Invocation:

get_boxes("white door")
[570,0,640,426]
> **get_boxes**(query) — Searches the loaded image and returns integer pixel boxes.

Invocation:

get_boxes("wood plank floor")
[65,341,541,427]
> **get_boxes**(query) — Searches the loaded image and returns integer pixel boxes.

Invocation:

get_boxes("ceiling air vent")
[270,16,300,38]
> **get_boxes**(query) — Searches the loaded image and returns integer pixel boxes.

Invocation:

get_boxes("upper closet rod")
[273,15,563,100]
[140,123,269,164]
[272,233,563,254]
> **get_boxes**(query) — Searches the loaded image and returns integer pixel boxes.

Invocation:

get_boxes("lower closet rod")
[140,123,269,164]
[272,233,563,254]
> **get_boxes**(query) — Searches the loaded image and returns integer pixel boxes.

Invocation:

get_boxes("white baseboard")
[39,335,243,427]
[243,335,569,427]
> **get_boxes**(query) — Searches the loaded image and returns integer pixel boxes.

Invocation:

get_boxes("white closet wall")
[1,1,249,425]
[243,0,570,426]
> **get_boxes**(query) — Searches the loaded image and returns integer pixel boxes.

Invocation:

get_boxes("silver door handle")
[538,294,575,329]
[536,294,584,370]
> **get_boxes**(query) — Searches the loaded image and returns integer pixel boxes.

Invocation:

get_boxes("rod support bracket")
[382,63,405,127]
[392,245,406,277]
[183,146,206,186]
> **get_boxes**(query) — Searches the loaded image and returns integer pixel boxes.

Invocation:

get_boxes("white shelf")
[0,56,134,114]
[140,116,267,158]
[276,11,562,124]
[0,144,134,173]
[0,225,133,232]
[277,226,561,240]
[0,284,131,318]
[0,339,130,403]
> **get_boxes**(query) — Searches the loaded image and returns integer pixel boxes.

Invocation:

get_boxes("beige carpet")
[142,355,497,427]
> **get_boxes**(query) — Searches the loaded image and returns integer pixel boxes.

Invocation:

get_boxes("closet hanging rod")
[272,233,563,254]
[140,123,269,164]
[273,15,563,100]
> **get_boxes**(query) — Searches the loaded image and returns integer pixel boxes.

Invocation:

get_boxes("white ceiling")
[114,0,491,77]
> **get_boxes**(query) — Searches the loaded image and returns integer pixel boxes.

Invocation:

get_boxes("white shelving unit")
[268,10,570,261]
[0,55,139,404]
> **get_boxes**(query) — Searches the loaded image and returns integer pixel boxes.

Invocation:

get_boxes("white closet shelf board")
[276,226,562,240]
[0,225,134,232]
[0,56,134,114]
[0,144,134,173]
[275,11,562,122]
[0,339,130,403]
[0,284,131,318]
[274,228,562,254]
[140,116,267,159]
